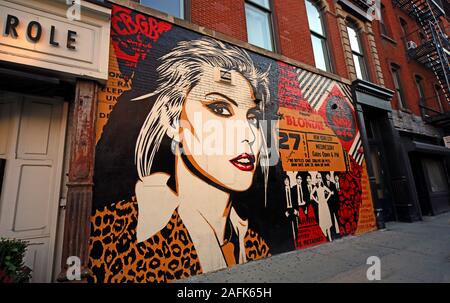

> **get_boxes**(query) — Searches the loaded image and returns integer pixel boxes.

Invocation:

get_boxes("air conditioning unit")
[406,41,417,50]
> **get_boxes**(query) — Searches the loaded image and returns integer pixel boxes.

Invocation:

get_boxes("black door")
[364,110,396,221]
[409,153,432,215]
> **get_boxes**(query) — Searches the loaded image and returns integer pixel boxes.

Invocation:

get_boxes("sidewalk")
[180,212,450,283]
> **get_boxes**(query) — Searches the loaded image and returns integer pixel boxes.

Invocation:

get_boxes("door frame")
[364,108,397,221]
[409,153,433,216]
[0,91,69,282]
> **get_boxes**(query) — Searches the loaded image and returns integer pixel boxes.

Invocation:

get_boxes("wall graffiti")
[89,4,377,283]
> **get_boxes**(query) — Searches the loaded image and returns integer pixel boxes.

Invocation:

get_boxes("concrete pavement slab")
[180,212,450,283]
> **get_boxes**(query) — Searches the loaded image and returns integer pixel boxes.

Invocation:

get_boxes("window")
[415,76,425,102]
[423,158,449,193]
[380,5,388,36]
[245,0,275,51]
[140,0,184,19]
[305,0,332,72]
[391,65,407,109]
[434,84,444,113]
[347,22,368,80]
[399,18,408,38]
[399,18,408,48]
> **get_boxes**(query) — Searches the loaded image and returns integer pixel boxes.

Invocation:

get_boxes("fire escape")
[393,0,450,128]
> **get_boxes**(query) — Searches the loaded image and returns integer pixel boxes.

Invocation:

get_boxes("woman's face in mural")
[177,64,262,192]
[316,174,322,186]
[284,177,290,187]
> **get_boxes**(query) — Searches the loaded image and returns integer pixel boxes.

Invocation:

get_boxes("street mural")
[89,4,377,283]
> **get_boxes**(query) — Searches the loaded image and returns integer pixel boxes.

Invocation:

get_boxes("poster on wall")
[278,107,349,172]
[89,4,377,283]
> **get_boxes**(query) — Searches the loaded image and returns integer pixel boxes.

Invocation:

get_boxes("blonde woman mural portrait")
[89,37,273,283]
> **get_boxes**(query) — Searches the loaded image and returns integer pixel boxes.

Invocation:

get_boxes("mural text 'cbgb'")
[89,4,377,283]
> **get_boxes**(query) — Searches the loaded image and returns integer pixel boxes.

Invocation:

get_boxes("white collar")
[178,204,248,273]
[135,174,248,273]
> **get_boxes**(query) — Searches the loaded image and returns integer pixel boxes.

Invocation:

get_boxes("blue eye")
[206,102,233,117]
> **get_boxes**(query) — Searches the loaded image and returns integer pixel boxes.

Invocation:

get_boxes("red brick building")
[78,0,449,281]
[1,0,448,282]
[369,0,450,221]
[134,0,387,82]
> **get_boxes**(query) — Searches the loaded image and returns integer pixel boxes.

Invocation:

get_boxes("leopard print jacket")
[88,198,271,283]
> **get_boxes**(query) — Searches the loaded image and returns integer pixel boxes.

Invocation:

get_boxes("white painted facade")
[0,0,111,282]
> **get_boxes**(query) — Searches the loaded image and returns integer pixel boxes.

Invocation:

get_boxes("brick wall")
[273,0,314,66]
[190,0,352,79]
[191,0,248,42]
[130,0,448,119]
[131,0,386,83]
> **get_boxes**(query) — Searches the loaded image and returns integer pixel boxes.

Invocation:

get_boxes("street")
[180,212,450,283]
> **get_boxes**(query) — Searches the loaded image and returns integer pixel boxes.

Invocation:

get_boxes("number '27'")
[279,131,301,150]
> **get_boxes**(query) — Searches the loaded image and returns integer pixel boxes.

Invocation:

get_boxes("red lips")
[229,153,255,172]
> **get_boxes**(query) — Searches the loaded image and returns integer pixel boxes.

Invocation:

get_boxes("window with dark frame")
[305,0,332,72]
[434,84,445,113]
[347,22,368,80]
[423,158,449,193]
[415,76,425,102]
[245,0,275,52]
[391,65,407,109]
[399,17,408,48]
[140,0,185,19]
[380,4,389,37]
[399,18,408,38]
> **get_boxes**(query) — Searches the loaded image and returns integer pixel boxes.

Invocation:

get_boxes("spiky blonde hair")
[133,37,271,195]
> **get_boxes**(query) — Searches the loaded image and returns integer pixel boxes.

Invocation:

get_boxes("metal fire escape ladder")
[393,0,450,106]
